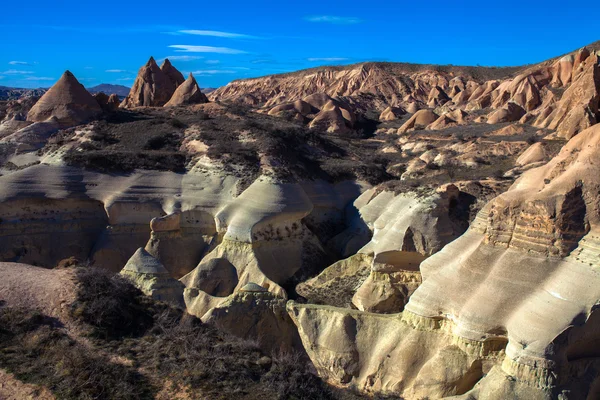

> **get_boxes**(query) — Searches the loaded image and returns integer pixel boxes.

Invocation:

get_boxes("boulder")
[186,258,238,297]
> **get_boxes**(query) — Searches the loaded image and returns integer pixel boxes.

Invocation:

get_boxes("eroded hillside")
[1,41,600,399]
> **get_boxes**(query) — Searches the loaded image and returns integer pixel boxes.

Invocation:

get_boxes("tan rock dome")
[27,70,102,127]
[379,106,405,121]
[165,73,209,107]
[397,109,438,134]
[121,56,176,108]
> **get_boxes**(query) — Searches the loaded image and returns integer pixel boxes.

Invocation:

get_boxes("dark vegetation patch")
[53,109,188,173]
[1,267,384,400]
[0,307,154,400]
[44,105,395,183]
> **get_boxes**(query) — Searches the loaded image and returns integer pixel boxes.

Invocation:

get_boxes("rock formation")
[297,184,474,312]
[202,287,303,354]
[121,57,176,108]
[120,247,184,306]
[397,109,438,133]
[94,92,120,112]
[379,106,405,121]
[533,52,600,139]
[27,71,102,127]
[160,58,185,88]
[487,102,527,124]
[164,73,209,107]
[289,123,600,399]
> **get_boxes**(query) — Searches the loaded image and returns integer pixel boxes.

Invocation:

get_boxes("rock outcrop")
[164,73,209,107]
[289,123,600,399]
[533,52,600,139]
[120,247,184,306]
[397,109,438,133]
[121,57,176,108]
[298,185,474,313]
[160,58,185,88]
[202,288,303,354]
[27,71,102,127]
[94,92,120,112]
[379,106,405,121]
[487,102,526,124]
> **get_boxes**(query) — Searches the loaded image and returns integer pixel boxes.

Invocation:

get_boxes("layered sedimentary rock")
[26,71,102,127]
[144,210,216,279]
[121,57,176,108]
[289,124,600,399]
[298,184,474,313]
[181,180,328,317]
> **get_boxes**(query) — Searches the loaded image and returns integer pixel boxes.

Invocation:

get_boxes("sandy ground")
[0,262,76,320]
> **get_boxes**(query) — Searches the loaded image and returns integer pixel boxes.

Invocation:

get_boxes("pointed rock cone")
[160,58,185,88]
[120,248,184,307]
[26,70,102,127]
[164,73,209,107]
[121,56,176,108]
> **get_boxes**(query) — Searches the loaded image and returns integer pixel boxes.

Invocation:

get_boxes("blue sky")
[1,0,597,89]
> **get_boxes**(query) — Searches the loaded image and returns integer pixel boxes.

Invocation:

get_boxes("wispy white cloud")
[305,16,361,24]
[84,66,94,70]
[177,30,259,39]
[105,69,126,73]
[116,77,134,82]
[24,76,54,81]
[169,45,247,54]
[205,59,220,64]
[0,76,5,79]
[251,59,278,65]
[159,55,203,62]
[308,57,349,62]
[191,69,237,75]
[8,61,31,65]
[3,69,33,75]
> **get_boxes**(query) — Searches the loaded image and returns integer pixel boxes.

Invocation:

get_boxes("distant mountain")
[201,87,217,95]
[0,86,47,101]
[87,84,130,97]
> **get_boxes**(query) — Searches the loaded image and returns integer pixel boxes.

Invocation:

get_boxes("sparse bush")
[526,135,539,145]
[170,118,187,129]
[70,267,155,339]
[0,307,153,400]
